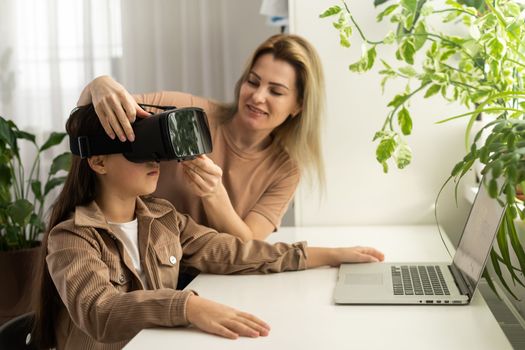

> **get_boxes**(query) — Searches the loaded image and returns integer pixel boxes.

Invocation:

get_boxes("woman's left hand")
[182,155,224,198]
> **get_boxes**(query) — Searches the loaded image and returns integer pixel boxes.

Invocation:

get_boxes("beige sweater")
[47,196,307,349]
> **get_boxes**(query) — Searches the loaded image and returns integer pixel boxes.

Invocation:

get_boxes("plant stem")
[342,1,384,45]
[432,8,477,17]
[25,151,41,199]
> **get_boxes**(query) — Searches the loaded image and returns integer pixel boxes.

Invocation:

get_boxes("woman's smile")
[246,104,268,118]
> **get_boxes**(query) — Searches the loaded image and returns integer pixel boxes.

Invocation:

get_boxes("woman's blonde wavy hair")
[218,34,326,188]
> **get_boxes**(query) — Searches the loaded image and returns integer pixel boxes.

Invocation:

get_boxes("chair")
[0,312,37,350]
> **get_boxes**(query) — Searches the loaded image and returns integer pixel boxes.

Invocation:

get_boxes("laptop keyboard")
[391,265,450,296]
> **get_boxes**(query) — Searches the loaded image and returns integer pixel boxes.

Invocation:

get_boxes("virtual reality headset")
[70,104,213,162]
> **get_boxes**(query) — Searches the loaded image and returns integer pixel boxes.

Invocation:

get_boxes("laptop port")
[444,301,449,304]
[436,300,441,304]
[425,300,433,304]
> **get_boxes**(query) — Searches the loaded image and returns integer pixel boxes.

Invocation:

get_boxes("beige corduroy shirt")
[46,196,308,350]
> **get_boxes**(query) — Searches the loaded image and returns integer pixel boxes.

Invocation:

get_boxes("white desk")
[125,226,512,350]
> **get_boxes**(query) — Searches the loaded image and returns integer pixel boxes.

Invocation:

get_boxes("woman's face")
[95,154,160,197]
[237,53,302,133]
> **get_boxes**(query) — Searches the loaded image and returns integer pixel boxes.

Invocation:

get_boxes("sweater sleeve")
[46,224,194,343]
[176,212,308,274]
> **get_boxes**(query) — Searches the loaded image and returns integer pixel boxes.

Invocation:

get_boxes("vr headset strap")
[70,135,133,158]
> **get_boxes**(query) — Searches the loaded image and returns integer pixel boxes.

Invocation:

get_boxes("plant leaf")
[377,4,398,22]
[14,130,36,144]
[31,180,42,201]
[0,117,17,155]
[40,132,67,152]
[387,94,409,108]
[397,107,413,135]
[319,6,341,18]
[7,199,34,226]
[376,136,397,163]
[374,0,391,6]
[340,33,351,48]
[490,249,518,299]
[50,152,72,176]
[424,84,441,98]
[395,143,412,169]
[44,176,67,195]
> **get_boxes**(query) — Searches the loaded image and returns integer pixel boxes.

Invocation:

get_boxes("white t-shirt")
[108,219,148,288]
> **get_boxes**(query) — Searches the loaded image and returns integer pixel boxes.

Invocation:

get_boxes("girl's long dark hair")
[32,105,103,348]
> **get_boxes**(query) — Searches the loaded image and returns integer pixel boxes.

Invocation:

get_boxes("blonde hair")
[218,34,326,188]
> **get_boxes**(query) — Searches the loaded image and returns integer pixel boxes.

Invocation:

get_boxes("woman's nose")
[251,87,266,103]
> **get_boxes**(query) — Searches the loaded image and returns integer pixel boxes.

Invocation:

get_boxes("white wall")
[290,1,474,245]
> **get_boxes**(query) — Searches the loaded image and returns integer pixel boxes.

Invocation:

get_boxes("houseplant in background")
[320,0,525,300]
[0,115,70,324]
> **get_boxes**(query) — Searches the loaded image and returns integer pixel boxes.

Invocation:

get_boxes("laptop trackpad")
[345,273,383,285]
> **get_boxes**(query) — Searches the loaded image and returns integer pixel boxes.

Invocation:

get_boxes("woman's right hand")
[185,295,270,339]
[79,75,149,142]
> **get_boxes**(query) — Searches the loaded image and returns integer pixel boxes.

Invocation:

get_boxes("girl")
[78,34,326,241]
[33,105,384,350]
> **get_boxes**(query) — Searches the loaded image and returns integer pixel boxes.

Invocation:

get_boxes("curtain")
[0,0,122,133]
[0,0,277,133]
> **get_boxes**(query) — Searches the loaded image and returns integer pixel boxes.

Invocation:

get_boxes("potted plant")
[0,115,70,324]
[320,0,525,299]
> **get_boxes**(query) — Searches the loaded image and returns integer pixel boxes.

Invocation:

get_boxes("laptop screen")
[452,180,506,296]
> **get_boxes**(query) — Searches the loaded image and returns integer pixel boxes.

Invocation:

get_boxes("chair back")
[0,313,37,350]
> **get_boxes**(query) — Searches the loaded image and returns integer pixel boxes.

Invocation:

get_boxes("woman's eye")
[247,80,259,86]
[271,90,283,96]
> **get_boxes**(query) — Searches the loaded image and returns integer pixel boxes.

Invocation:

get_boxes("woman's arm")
[182,155,290,241]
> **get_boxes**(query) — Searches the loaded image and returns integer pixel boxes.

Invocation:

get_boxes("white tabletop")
[125,226,512,350]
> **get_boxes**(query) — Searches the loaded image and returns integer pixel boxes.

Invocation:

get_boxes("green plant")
[0,116,71,250]
[321,0,525,298]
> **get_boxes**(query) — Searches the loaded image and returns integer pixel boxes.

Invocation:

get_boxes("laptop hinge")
[449,264,471,297]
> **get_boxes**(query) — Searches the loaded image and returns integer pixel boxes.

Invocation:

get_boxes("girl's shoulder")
[138,195,179,218]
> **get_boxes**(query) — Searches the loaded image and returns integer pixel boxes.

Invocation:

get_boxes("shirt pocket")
[152,241,181,289]
[104,259,132,292]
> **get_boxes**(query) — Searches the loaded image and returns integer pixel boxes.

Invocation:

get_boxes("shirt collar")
[74,196,172,230]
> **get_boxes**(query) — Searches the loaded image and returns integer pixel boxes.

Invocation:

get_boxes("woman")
[32,105,383,349]
[78,34,325,241]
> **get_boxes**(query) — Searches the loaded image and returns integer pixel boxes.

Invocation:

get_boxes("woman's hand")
[81,75,149,141]
[182,155,223,198]
[186,295,270,339]
[306,246,385,268]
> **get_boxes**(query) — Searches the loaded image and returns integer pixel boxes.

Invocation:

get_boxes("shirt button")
[169,256,177,265]
[119,274,125,283]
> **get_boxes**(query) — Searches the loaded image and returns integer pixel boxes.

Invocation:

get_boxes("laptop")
[333,180,506,305]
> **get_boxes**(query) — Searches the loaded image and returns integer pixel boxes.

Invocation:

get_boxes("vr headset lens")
[69,105,213,162]
[167,109,211,159]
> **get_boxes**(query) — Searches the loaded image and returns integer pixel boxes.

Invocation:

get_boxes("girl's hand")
[334,246,385,266]
[186,295,270,339]
[182,155,223,198]
[88,76,149,142]
[306,246,385,268]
